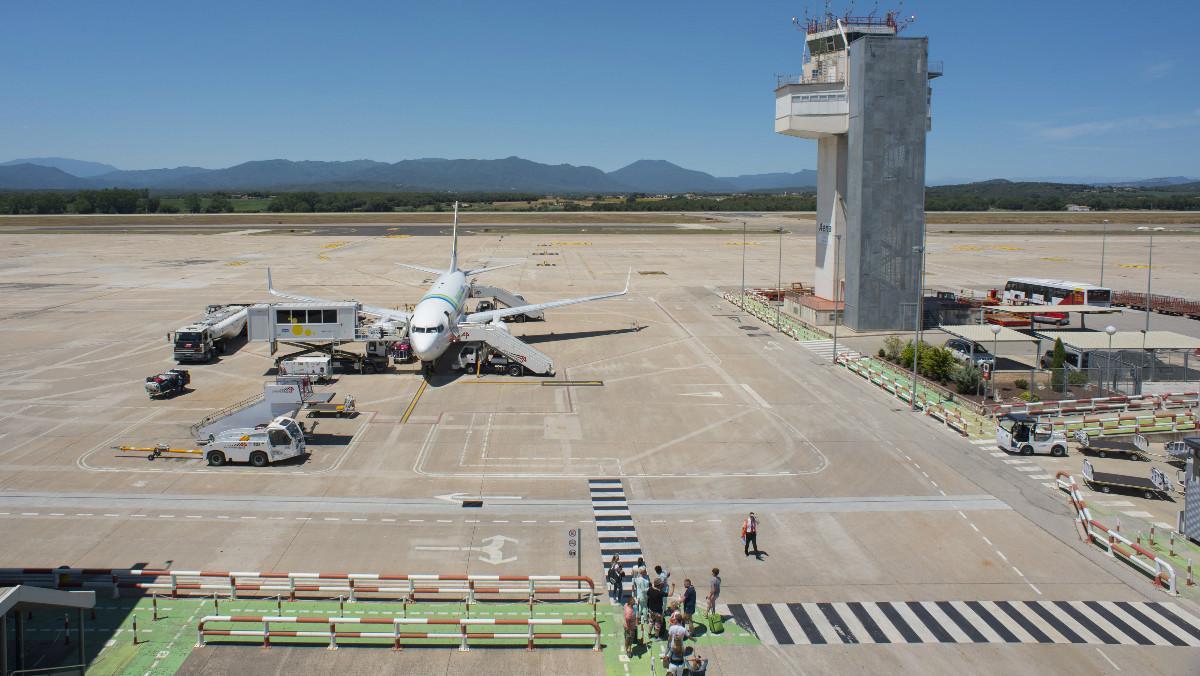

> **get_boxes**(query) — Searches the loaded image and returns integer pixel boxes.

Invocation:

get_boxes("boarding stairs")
[190,379,327,441]
[456,322,555,376]
[469,283,543,320]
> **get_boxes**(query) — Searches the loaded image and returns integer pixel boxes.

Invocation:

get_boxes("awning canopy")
[1034,330,1200,351]
[939,324,1039,344]
[984,305,1122,314]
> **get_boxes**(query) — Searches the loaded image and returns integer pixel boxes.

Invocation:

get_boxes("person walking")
[606,555,625,601]
[742,512,759,557]
[707,567,721,616]
[623,597,638,654]
[680,578,697,631]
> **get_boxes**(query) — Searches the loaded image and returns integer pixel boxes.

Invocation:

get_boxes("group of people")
[602,513,760,673]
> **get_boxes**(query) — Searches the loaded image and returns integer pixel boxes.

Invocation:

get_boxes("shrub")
[1049,338,1067,389]
[882,336,903,362]
[1014,378,1028,390]
[952,362,982,395]
[921,346,958,383]
[1068,371,1089,386]
[1018,390,1039,402]
[877,348,886,358]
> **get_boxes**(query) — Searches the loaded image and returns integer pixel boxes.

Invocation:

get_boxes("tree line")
[2,183,1197,215]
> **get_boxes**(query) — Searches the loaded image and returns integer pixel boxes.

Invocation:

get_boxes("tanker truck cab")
[203,415,306,467]
[996,413,1067,457]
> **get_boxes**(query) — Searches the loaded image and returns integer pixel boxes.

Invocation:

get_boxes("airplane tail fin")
[449,201,459,272]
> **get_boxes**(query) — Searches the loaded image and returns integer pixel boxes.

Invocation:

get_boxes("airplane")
[267,202,629,369]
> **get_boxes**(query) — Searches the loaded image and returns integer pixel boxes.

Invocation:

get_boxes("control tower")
[775,11,940,331]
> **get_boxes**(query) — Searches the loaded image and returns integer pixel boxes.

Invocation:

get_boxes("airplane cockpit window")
[438,324,446,332]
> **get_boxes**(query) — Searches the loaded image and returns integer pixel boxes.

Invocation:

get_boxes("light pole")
[1099,219,1109,286]
[910,244,924,411]
[830,233,842,364]
[1105,324,1116,394]
[990,324,1001,401]
[739,220,747,307]
[776,226,784,330]
[1136,226,1164,346]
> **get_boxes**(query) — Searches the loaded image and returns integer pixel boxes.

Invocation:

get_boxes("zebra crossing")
[588,478,642,595]
[800,339,861,360]
[723,600,1200,647]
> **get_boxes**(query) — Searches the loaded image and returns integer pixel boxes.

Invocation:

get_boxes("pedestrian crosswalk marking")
[722,601,1200,646]
[589,478,642,597]
[798,339,861,360]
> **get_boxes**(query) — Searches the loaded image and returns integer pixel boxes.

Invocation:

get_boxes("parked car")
[944,338,994,366]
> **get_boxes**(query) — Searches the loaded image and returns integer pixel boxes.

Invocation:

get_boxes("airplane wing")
[268,268,410,324]
[464,270,630,323]
[464,262,521,276]
[396,263,447,276]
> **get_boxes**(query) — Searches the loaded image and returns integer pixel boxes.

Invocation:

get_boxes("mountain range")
[0,156,818,194]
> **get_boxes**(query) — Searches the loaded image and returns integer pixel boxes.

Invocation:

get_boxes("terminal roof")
[983,305,1122,314]
[1034,330,1200,351]
[939,324,1038,344]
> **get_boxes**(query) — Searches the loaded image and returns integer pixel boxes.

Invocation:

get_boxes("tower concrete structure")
[775,12,940,331]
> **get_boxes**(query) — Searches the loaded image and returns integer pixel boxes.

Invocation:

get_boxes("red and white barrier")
[1055,471,1178,595]
[0,568,596,612]
[196,615,602,651]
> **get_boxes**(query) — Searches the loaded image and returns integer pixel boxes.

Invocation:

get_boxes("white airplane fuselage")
[408,269,468,363]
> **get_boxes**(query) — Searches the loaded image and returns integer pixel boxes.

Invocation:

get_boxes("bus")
[1002,277,1112,325]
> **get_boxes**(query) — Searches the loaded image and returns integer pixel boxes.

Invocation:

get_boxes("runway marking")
[590,478,643,596]
[725,601,1200,646]
[400,378,429,424]
[740,383,772,408]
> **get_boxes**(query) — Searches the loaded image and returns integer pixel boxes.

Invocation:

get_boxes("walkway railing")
[0,568,596,617]
[1055,471,1177,595]
[196,615,602,651]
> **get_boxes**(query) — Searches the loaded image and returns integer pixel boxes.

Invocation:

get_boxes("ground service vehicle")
[145,369,190,399]
[996,413,1068,456]
[202,416,305,467]
[451,344,526,377]
[279,355,332,381]
[172,304,249,362]
[1001,278,1111,325]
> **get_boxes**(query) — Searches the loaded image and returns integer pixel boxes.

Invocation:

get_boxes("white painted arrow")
[415,534,518,565]
[434,492,522,503]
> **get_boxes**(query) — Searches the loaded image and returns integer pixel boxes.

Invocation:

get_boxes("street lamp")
[990,324,1001,401]
[910,244,924,411]
[776,226,784,331]
[1136,226,1164,341]
[1105,324,1116,394]
[739,220,747,307]
[830,233,842,364]
[1099,219,1109,286]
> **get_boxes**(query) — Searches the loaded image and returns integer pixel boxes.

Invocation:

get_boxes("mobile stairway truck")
[451,321,555,377]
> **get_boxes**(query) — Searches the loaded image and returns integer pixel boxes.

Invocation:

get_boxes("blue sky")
[2,1,1197,181]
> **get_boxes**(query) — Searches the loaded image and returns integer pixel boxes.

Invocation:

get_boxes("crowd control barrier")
[1055,471,1178,595]
[196,615,602,651]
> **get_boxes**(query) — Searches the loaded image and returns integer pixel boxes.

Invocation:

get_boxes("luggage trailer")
[1074,431,1152,461]
[1081,458,1172,500]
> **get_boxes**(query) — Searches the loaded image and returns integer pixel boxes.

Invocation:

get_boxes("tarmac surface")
[1,220,1198,674]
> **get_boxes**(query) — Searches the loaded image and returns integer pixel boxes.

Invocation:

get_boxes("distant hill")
[0,164,89,190]
[608,160,734,194]
[88,166,212,188]
[353,157,627,193]
[721,170,818,191]
[0,157,119,178]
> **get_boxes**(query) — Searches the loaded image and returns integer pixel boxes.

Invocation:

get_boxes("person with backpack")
[742,512,759,557]
[606,555,625,601]
[663,632,688,674]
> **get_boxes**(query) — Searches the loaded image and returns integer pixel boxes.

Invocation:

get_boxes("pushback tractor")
[202,415,306,467]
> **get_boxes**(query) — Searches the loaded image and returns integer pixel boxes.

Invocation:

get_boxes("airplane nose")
[410,334,436,361]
